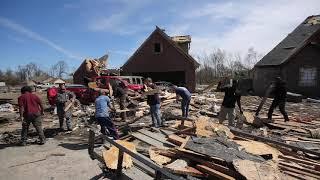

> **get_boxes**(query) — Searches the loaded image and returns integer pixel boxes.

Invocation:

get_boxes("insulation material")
[102,140,136,170]
[195,116,213,137]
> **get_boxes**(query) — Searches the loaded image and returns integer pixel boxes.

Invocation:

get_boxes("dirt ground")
[0,138,103,180]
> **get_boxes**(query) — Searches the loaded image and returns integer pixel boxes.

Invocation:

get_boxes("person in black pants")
[267,77,289,122]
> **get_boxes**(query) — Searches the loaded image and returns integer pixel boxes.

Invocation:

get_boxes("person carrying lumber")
[95,90,119,139]
[18,86,46,146]
[217,78,243,127]
[113,81,129,120]
[143,77,162,127]
[171,85,191,118]
[56,83,76,131]
[267,77,289,122]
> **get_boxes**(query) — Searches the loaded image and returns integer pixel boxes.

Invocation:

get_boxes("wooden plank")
[165,159,205,177]
[167,134,187,146]
[282,171,310,180]
[279,165,319,179]
[180,136,190,149]
[131,132,165,148]
[116,150,124,176]
[279,155,320,167]
[138,129,176,147]
[279,161,320,176]
[195,165,235,180]
[176,149,236,177]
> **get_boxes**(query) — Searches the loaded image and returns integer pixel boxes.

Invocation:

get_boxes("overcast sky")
[0,0,319,71]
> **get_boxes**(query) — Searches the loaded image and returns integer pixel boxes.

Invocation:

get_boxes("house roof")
[255,15,320,67]
[122,26,200,69]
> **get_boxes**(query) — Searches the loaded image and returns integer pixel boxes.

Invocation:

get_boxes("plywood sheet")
[102,140,136,170]
[233,159,281,180]
[235,140,282,161]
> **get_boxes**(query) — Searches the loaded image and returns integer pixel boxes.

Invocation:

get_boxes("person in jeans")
[143,78,162,127]
[171,85,191,118]
[217,78,243,127]
[267,77,289,122]
[95,90,119,139]
[56,83,76,131]
[18,86,46,146]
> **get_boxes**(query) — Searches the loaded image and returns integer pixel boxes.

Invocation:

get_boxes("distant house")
[121,26,200,92]
[253,15,320,97]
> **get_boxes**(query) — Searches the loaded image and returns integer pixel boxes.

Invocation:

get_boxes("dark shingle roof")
[255,15,320,67]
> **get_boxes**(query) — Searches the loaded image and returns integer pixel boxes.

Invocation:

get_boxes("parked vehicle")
[118,76,144,91]
[36,83,57,89]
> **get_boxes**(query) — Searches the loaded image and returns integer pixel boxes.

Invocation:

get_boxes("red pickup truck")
[65,76,143,104]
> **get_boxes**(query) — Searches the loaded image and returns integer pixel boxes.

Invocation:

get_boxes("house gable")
[122,27,199,72]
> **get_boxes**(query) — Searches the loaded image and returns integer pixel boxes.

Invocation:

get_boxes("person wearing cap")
[216,78,243,127]
[267,77,289,122]
[95,90,119,139]
[171,85,191,118]
[143,77,162,127]
[56,83,76,131]
[18,86,46,146]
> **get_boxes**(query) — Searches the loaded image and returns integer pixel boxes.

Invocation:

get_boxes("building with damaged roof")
[253,15,320,97]
[121,26,199,92]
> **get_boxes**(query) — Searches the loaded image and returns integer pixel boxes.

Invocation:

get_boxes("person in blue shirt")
[95,90,118,139]
[171,85,192,118]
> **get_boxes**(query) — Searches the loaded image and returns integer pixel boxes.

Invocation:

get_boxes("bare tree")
[50,61,69,78]
[244,47,262,69]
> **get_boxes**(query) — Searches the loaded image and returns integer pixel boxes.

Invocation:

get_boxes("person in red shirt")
[18,86,46,146]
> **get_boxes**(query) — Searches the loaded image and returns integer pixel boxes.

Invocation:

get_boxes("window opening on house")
[154,43,161,53]
[299,67,317,87]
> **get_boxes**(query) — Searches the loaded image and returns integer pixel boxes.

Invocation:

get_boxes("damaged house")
[121,26,199,92]
[253,15,320,97]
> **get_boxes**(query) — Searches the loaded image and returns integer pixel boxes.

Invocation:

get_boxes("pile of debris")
[91,90,320,179]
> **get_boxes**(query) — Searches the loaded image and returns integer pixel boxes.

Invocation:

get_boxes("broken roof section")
[255,15,320,67]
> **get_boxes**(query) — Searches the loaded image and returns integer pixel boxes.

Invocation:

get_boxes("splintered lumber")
[279,165,319,179]
[64,100,74,112]
[102,140,136,169]
[233,159,281,180]
[149,147,172,166]
[165,159,205,177]
[167,134,188,146]
[230,128,320,157]
[279,155,320,168]
[175,149,237,177]
[131,132,164,148]
[235,140,282,161]
[195,165,235,180]
[279,161,320,176]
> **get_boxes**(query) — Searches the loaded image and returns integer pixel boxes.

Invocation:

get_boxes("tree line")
[0,61,69,86]
[195,47,262,84]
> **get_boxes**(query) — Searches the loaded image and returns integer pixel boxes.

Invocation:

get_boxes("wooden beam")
[116,150,124,177]
[279,165,320,179]
[279,161,320,176]
[195,165,235,180]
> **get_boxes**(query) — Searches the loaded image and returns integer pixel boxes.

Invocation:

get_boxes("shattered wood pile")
[100,90,320,179]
